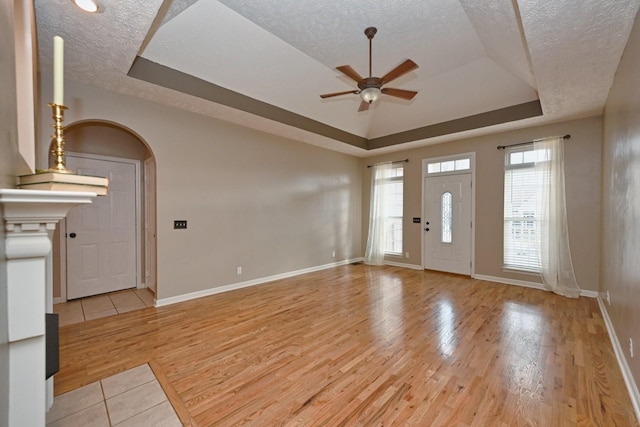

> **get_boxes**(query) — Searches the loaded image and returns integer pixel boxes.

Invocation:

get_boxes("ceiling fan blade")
[358,100,370,112]
[381,87,418,100]
[336,65,364,83]
[380,59,418,85]
[320,90,359,99]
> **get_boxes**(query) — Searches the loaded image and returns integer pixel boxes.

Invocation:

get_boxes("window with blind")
[503,146,549,271]
[380,165,404,255]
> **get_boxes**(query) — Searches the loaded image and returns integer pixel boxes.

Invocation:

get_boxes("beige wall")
[601,7,640,391]
[63,122,151,161]
[362,116,602,292]
[38,77,362,300]
[42,72,603,301]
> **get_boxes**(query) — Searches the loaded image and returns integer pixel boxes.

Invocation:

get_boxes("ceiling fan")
[320,27,418,112]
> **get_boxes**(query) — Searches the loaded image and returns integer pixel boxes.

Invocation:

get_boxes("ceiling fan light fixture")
[72,0,100,13]
[360,87,381,104]
[319,26,418,111]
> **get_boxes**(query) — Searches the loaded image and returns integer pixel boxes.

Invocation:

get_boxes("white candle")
[53,36,64,105]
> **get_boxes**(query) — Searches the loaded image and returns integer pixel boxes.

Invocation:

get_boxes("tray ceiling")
[34,0,640,156]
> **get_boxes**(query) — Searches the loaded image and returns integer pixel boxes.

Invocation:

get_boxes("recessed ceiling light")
[72,0,100,13]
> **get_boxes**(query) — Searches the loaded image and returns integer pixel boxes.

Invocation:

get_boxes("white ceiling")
[34,0,640,156]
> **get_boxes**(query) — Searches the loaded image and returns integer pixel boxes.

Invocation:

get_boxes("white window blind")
[503,147,549,271]
[379,166,404,254]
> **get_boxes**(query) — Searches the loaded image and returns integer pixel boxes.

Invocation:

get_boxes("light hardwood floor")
[55,265,638,426]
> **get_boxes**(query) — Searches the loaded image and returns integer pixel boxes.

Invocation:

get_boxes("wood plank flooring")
[55,265,639,426]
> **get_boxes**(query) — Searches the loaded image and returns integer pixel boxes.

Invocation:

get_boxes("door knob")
[424,228,430,232]
[69,232,77,238]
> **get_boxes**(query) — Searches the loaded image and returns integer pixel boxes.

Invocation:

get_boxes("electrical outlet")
[606,290,611,305]
[405,252,409,258]
[173,220,187,229]
[630,338,634,358]
[332,250,336,258]
[236,266,242,275]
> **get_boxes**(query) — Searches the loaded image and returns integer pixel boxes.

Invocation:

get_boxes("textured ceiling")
[34,0,640,156]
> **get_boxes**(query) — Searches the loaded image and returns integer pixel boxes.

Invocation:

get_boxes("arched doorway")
[50,121,157,303]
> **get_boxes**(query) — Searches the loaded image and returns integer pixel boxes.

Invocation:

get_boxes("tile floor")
[46,364,181,426]
[54,289,155,326]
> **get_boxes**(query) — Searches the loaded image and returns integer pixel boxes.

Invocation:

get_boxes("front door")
[424,173,472,275]
[65,155,137,299]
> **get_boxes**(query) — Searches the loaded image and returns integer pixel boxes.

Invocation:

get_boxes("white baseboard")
[384,260,423,270]
[579,289,599,298]
[472,274,598,298]
[155,258,363,307]
[597,297,640,422]
[472,274,546,291]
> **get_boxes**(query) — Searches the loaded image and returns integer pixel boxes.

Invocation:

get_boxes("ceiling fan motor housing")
[358,77,382,90]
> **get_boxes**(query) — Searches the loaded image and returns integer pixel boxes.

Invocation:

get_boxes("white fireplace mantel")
[0,188,96,426]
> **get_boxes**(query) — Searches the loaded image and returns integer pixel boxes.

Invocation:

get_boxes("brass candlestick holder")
[44,103,72,174]
[18,101,110,195]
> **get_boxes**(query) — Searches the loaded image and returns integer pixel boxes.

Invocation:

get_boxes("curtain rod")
[367,159,409,168]
[497,134,571,150]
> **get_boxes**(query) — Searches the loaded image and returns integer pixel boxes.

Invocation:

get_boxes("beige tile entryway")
[54,289,155,326]
[46,364,180,426]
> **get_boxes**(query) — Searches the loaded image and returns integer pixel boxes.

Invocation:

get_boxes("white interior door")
[66,156,137,299]
[424,173,472,275]
[144,157,156,294]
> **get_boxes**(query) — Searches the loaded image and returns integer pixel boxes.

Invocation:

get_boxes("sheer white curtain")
[534,136,580,298]
[365,163,391,265]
